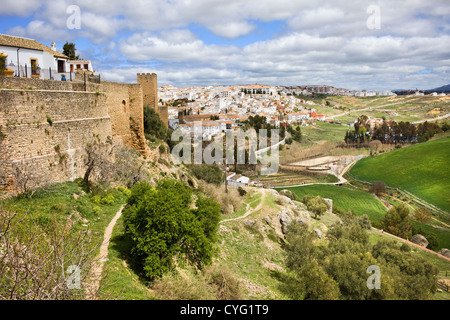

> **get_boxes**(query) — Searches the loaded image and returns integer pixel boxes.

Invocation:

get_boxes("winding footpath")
[221,189,267,223]
[86,205,125,300]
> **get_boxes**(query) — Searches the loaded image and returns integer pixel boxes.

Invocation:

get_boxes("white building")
[226,172,250,187]
[0,34,70,80]
[287,110,309,122]
[69,60,94,73]
[178,122,221,140]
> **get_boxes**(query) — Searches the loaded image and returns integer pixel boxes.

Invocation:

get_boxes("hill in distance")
[428,84,450,92]
[392,84,450,93]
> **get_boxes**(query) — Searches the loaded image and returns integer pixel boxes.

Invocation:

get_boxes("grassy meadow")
[277,184,387,223]
[349,137,450,213]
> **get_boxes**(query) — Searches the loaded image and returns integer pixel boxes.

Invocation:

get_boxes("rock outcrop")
[438,248,450,258]
[278,209,292,234]
[411,234,429,248]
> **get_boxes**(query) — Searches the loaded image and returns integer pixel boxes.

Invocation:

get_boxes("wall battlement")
[136,73,168,127]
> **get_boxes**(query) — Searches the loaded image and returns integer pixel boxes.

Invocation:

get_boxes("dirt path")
[221,189,267,223]
[325,101,405,120]
[86,205,125,300]
[372,227,450,262]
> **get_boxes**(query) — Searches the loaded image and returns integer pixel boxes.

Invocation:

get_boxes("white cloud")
[288,7,347,30]
[2,0,449,90]
[78,12,125,44]
[119,31,238,62]
[1,0,43,16]
[206,21,256,39]
[7,20,72,42]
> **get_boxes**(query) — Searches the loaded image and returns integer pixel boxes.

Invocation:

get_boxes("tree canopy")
[143,105,169,141]
[302,195,329,219]
[122,180,221,279]
[380,204,412,240]
[281,213,438,300]
[62,42,79,60]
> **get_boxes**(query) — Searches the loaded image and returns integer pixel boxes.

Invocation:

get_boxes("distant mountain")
[392,84,450,94]
[428,84,450,92]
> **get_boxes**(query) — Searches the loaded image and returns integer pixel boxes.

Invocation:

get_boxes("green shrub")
[93,206,101,216]
[237,187,247,196]
[100,194,115,205]
[144,105,168,141]
[117,186,131,197]
[280,189,297,201]
[122,180,221,279]
[91,195,102,204]
[46,115,53,126]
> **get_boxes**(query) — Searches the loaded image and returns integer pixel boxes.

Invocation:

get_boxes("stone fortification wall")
[137,73,168,127]
[0,74,151,192]
[137,73,157,109]
[0,88,112,187]
[0,76,102,92]
[102,81,148,155]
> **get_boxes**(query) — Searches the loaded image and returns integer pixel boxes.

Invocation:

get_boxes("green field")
[302,121,350,144]
[349,137,450,213]
[277,184,387,223]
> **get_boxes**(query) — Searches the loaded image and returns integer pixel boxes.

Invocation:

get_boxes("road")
[325,102,405,120]
[412,113,450,124]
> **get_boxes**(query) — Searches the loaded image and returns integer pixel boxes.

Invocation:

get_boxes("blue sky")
[1,0,449,90]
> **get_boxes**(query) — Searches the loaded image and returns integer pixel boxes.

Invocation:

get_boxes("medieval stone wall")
[0,88,112,186]
[0,73,152,192]
[102,81,148,154]
[0,76,102,92]
[137,73,168,127]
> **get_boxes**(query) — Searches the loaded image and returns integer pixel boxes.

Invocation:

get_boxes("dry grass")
[281,141,334,164]
[151,268,216,300]
[151,263,242,300]
[204,263,242,300]
[197,181,243,214]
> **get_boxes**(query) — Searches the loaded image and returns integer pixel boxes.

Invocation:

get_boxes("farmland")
[349,137,450,213]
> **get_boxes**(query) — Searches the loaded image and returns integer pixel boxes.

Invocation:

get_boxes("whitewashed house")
[227,173,250,187]
[0,34,70,80]
[287,110,309,122]
[69,59,94,73]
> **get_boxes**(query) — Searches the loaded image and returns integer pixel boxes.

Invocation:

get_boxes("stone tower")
[137,73,157,110]
[137,73,168,127]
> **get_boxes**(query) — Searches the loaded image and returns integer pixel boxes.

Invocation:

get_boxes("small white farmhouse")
[0,34,70,80]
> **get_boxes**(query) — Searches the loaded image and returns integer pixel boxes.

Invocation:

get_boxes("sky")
[0,0,449,90]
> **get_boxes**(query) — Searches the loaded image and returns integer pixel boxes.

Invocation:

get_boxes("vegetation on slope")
[279,184,387,223]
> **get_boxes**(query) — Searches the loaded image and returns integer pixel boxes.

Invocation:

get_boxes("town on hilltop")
[161,83,397,139]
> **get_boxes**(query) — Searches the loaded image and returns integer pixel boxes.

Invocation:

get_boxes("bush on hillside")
[190,164,224,185]
[369,181,386,195]
[380,204,412,240]
[282,215,439,300]
[122,180,221,279]
[143,105,168,141]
